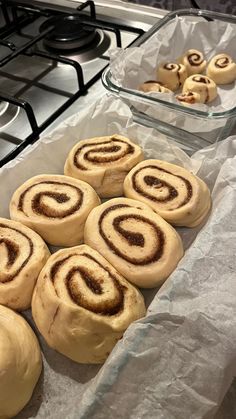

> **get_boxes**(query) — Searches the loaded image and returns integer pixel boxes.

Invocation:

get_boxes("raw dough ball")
[0,304,42,418]
[0,217,50,311]
[123,159,211,227]
[182,74,217,103]
[32,245,146,364]
[84,197,184,288]
[9,174,100,247]
[157,63,187,91]
[207,53,236,84]
[178,49,206,75]
[64,134,143,198]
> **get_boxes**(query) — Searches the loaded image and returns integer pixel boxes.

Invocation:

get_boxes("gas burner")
[0,102,19,131]
[40,15,111,63]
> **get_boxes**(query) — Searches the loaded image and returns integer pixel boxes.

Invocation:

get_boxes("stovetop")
[0,1,165,167]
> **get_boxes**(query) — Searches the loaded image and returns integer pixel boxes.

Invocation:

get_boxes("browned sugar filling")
[188,53,203,66]
[18,181,83,218]
[73,137,135,170]
[177,92,196,104]
[192,76,210,84]
[215,56,230,68]
[50,252,124,315]
[98,204,165,265]
[0,223,33,283]
[131,165,192,208]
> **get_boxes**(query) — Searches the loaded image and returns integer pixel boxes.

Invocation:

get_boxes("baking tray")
[102,8,236,146]
[0,94,235,418]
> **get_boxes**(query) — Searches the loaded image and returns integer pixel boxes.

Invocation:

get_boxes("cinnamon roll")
[157,63,187,91]
[176,91,201,105]
[84,198,184,288]
[123,159,211,227]
[182,74,217,103]
[64,134,143,198]
[207,53,236,84]
[0,305,42,418]
[178,49,206,76]
[9,174,100,247]
[138,81,171,94]
[0,217,50,311]
[32,245,146,364]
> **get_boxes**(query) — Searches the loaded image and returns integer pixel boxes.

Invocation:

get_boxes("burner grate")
[0,0,144,167]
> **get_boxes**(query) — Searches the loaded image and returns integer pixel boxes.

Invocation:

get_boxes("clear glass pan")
[102,9,236,149]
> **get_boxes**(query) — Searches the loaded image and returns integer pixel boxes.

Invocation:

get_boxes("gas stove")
[0,0,165,167]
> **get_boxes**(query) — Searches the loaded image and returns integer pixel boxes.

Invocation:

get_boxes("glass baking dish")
[102,9,236,149]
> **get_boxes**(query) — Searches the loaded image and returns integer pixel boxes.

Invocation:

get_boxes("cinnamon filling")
[192,76,210,84]
[0,223,33,283]
[73,137,135,170]
[215,56,230,68]
[188,53,203,66]
[98,204,165,265]
[132,165,192,208]
[18,181,83,219]
[50,252,124,315]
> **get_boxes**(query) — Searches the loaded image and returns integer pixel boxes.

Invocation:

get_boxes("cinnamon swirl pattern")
[0,305,42,418]
[157,63,187,91]
[123,160,211,227]
[182,74,217,103]
[9,174,100,247]
[32,245,146,364]
[178,49,206,76]
[84,198,184,288]
[0,217,50,310]
[207,53,236,85]
[64,134,143,198]
[138,81,171,94]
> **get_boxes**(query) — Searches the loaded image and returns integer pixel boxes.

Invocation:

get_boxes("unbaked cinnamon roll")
[207,53,236,84]
[157,63,187,91]
[0,305,42,418]
[178,49,206,76]
[0,217,50,310]
[32,244,146,364]
[138,80,171,93]
[182,74,217,103]
[123,159,211,227]
[9,174,100,247]
[64,134,143,198]
[84,198,184,288]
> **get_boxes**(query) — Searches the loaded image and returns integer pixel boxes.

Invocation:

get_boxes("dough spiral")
[182,74,217,103]
[10,174,100,247]
[84,198,184,288]
[32,245,146,364]
[157,62,187,91]
[178,49,206,75]
[123,159,211,227]
[64,135,143,198]
[207,53,236,84]
[0,217,50,310]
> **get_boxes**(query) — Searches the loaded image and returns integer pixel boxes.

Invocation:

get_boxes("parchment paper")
[0,94,235,418]
[109,16,236,134]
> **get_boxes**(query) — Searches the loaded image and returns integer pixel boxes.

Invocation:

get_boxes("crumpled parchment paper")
[0,94,235,418]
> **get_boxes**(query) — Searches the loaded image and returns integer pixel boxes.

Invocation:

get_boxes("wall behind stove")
[125,0,236,15]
